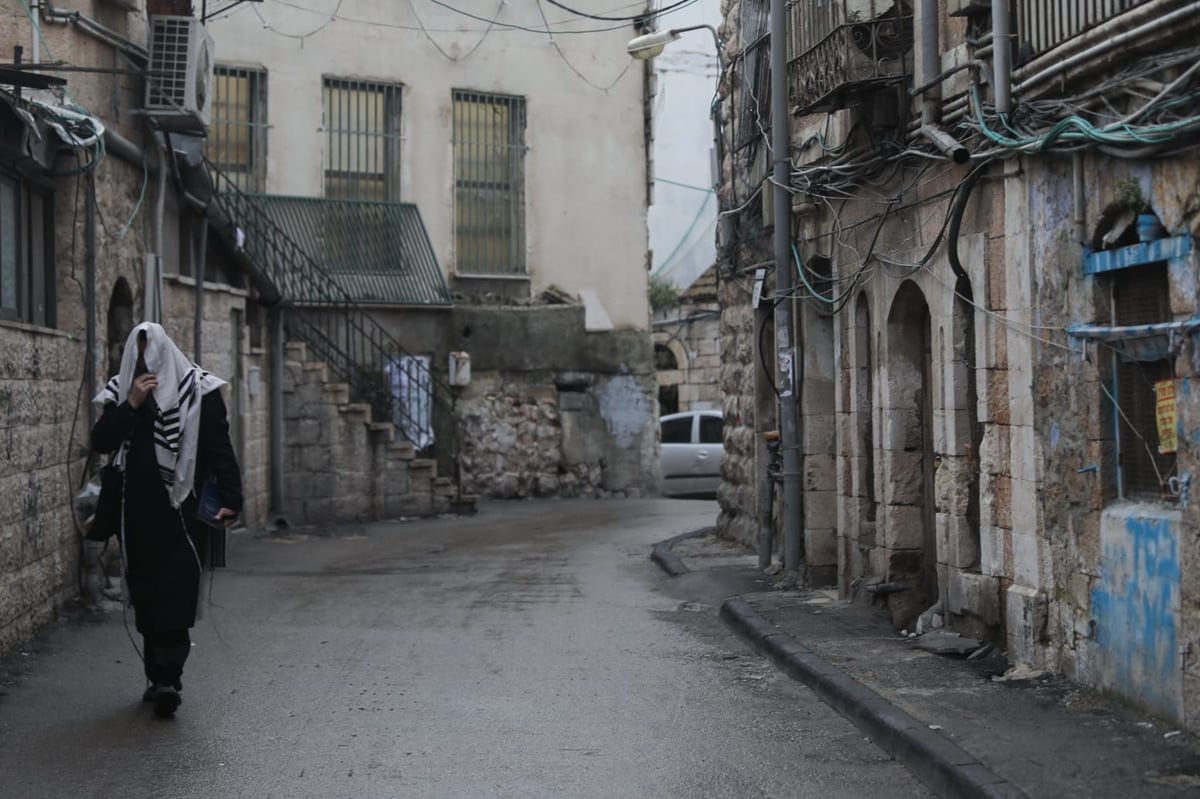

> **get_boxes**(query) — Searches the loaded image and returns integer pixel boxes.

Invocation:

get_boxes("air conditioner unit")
[145,15,214,132]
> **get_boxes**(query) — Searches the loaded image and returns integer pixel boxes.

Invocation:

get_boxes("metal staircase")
[204,158,456,454]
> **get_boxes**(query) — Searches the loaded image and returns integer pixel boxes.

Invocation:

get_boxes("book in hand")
[195,479,225,529]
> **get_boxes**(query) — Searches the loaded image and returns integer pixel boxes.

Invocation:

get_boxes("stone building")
[653,267,721,416]
[206,0,660,501]
[713,0,1200,728]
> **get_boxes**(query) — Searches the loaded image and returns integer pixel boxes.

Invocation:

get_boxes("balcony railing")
[786,0,913,114]
[1016,0,1153,58]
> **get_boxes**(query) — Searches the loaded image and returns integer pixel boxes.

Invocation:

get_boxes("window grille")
[323,78,403,201]
[452,90,527,276]
[0,170,54,326]
[1113,262,1175,499]
[210,66,268,193]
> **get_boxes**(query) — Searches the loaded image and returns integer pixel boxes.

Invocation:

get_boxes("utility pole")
[770,0,803,572]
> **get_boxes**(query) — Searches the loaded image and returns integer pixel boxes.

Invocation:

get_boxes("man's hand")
[128,373,158,409]
[215,507,239,528]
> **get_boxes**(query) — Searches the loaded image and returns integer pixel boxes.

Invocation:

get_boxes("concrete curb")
[720,597,1030,799]
[649,527,714,577]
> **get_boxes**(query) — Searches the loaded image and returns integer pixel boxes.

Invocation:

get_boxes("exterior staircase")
[203,160,468,523]
[282,341,472,524]
[205,158,457,447]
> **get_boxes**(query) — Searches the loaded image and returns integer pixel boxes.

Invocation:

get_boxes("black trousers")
[143,629,190,690]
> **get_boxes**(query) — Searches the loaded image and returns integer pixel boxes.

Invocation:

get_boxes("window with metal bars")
[210,66,268,193]
[1112,262,1176,499]
[0,169,54,327]
[323,78,403,202]
[452,90,527,276]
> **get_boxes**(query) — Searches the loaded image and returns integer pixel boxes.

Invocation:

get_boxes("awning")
[1068,317,1200,362]
[249,195,452,307]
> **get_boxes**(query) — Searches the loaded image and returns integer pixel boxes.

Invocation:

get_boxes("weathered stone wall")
[449,305,660,500]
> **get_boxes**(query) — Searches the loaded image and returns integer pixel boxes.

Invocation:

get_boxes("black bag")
[86,464,123,542]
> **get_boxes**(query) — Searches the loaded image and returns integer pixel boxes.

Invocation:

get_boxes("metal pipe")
[193,216,208,360]
[1073,153,1088,247]
[41,2,148,64]
[86,172,97,430]
[1013,0,1191,90]
[270,307,284,515]
[103,128,147,167]
[31,0,39,64]
[1014,2,1200,100]
[992,0,1013,114]
[919,124,970,164]
[769,0,802,573]
[919,0,941,123]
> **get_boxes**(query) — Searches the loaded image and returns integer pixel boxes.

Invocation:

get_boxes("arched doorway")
[105,278,134,379]
[655,342,681,415]
[883,281,936,627]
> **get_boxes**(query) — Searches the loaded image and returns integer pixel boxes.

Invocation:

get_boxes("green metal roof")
[250,195,452,306]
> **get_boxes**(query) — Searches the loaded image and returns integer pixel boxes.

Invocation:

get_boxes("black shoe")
[150,685,182,717]
[142,682,159,703]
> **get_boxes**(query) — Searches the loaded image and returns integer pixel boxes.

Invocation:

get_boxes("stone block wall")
[0,331,87,655]
[280,342,445,526]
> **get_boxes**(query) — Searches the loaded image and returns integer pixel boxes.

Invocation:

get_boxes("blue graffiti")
[1090,514,1180,716]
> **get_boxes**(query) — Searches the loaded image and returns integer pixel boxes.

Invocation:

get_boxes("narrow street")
[0,499,927,798]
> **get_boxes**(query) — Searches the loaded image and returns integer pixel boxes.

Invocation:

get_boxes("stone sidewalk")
[654,529,1200,799]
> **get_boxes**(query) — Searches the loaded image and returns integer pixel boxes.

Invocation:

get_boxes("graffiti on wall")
[1091,509,1182,719]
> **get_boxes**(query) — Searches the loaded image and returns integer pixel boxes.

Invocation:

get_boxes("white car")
[660,410,724,498]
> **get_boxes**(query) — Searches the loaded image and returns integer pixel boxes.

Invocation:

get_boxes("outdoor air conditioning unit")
[145,15,214,132]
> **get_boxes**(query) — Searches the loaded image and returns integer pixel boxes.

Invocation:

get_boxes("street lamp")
[627,24,723,70]
[626,23,725,192]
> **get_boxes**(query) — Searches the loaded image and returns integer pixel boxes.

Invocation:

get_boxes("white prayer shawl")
[92,322,226,508]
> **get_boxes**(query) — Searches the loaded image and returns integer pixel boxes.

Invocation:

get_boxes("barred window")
[452,90,526,275]
[1112,262,1175,499]
[210,66,268,193]
[0,170,54,327]
[323,78,402,201]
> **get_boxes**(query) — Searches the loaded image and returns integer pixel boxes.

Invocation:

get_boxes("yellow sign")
[1155,379,1177,455]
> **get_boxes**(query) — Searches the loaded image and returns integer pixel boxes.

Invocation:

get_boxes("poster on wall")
[1154,378,1177,455]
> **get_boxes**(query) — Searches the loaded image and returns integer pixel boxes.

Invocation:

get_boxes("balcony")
[786,0,913,115]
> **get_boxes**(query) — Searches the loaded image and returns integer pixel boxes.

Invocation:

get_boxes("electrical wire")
[533,0,633,92]
[542,0,696,22]
[406,0,503,62]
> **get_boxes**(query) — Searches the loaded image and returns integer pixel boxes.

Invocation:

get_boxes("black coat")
[92,389,243,633]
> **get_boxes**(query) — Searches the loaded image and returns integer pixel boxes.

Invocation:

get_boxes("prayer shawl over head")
[92,322,227,508]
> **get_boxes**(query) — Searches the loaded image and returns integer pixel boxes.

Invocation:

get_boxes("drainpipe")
[86,172,97,429]
[919,0,940,124]
[146,135,167,323]
[30,0,39,64]
[992,0,1013,115]
[770,0,802,573]
[193,216,208,360]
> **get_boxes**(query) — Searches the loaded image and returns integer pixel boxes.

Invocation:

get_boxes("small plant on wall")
[649,274,681,312]
[1114,177,1150,213]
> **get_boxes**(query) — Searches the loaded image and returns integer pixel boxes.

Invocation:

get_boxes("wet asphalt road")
[0,499,927,798]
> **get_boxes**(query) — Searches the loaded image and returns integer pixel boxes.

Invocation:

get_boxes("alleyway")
[0,499,926,799]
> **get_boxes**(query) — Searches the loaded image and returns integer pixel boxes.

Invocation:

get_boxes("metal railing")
[205,158,455,450]
[1016,0,1152,58]
[785,0,913,114]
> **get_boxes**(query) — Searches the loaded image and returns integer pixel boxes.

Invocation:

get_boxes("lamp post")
[630,8,801,574]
